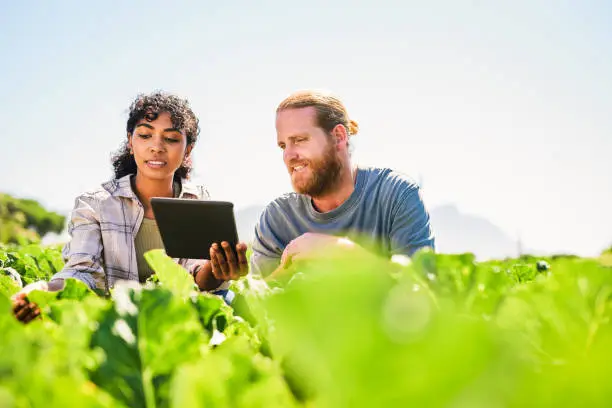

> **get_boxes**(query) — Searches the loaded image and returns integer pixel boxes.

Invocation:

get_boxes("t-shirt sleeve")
[249,205,284,278]
[389,184,436,257]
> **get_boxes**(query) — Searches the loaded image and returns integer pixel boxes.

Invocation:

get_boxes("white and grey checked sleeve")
[51,193,106,291]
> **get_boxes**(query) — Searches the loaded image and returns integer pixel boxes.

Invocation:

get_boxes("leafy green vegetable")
[2,241,612,407]
[143,249,197,298]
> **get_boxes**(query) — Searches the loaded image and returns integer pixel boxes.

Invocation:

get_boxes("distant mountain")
[234,205,265,243]
[233,203,523,260]
[428,204,520,260]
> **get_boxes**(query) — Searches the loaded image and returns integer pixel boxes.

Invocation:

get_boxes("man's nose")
[284,146,298,163]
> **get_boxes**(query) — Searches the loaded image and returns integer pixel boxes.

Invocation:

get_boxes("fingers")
[12,295,28,315]
[210,243,229,280]
[12,297,40,324]
[280,252,293,269]
[236,243,249,277]
[11,292,27,302]
[222,242,238,279]
[208,246,219,278]
[222,241,249,280]
[281,241,294,266]
[264,261,294,284]
[209,242,249,282]
[21,304,40,323]
[281,240,298,269]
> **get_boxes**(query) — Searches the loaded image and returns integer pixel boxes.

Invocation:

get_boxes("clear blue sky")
[1,1,611,256]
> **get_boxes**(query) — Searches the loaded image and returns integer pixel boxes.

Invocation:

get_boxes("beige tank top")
[135,217,165,282]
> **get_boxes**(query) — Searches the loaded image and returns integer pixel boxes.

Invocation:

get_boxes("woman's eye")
[138,134,151,139]
[165,138,179,143]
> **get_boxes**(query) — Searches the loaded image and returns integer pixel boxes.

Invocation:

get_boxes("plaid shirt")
[52,174,228,295]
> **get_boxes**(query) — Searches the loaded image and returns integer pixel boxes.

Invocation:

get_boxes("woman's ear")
[185,144,194,158]
[127,133,133,154]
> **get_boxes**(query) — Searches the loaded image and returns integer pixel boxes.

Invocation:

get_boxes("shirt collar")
[102,174,205,200]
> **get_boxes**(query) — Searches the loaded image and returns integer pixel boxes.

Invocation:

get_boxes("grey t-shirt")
[250,166,435,277]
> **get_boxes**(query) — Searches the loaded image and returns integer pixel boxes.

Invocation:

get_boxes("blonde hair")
[277,90,359,136]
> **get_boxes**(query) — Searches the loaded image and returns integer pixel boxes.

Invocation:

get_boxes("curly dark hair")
[111,91,200,181]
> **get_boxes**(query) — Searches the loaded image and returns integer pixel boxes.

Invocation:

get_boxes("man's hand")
[280,232,359,267]
[210,241,249,281]
[264,233,364,284]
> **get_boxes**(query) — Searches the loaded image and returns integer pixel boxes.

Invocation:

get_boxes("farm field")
[2,241,612,407]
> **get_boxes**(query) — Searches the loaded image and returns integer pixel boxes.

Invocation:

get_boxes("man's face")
[276,107,342,197]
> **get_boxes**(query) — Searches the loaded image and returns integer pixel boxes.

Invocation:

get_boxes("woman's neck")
[132,173,175,218]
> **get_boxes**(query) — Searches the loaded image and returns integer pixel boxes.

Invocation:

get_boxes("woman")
[12,91,248,323]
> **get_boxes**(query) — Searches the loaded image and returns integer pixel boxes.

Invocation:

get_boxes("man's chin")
[291,181,313,195]
[292,184,307,195]
[291,174,308,191]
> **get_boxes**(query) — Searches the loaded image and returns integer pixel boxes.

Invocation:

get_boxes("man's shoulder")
[361,165,420,193]
[261,192,303,216]
[254,192,308,233]
[361,166,432,230]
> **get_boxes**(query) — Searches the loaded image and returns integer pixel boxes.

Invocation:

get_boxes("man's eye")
[165,138,179,143]
[138,134,151,139]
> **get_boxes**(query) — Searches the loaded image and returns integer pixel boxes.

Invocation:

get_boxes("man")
[248,89,435,281]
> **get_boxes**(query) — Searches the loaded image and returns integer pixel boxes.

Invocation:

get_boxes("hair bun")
[348,119,359,136]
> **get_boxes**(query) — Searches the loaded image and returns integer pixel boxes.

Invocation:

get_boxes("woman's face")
[128,111,192,182]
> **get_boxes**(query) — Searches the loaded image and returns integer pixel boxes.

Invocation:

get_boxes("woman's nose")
[149,138,165,152]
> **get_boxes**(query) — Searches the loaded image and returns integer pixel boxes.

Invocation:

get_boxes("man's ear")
[332,124,349,147]
[185,144,194,157]
[127,133,133,153]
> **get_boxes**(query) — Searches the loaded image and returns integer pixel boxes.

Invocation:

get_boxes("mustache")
[288,160,309,168]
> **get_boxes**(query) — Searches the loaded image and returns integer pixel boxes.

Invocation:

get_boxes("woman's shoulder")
[179,179,211,200]
[72,175,210,203]
[69,175,132,208]
[99,174,136,198]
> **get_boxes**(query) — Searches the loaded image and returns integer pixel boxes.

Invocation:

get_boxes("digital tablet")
[150,197,239,260]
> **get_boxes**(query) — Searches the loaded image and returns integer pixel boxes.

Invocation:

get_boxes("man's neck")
[311,165,358,213]
[132,173,175,210]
